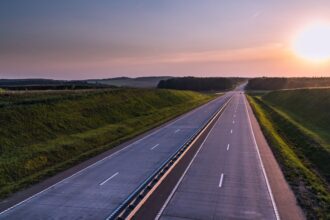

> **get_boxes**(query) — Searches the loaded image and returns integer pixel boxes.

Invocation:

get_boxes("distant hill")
[0,77,171,90]
[0,79,64,86]
[88,76,172,88]
[0,78,113,90]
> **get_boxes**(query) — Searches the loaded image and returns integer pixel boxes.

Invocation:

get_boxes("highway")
[155,92,278,220]
[0,92,232,219]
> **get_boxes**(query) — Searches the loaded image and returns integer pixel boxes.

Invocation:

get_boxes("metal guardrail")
[106,96,231,220]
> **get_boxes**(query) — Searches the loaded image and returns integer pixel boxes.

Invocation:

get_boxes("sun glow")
[293,23,330,62]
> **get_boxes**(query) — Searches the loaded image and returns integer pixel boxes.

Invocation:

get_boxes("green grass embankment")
[263,89,330,146]
[247,94,330,219]
[0,89,214,198]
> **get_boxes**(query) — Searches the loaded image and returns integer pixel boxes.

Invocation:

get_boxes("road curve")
[0,92,232,219]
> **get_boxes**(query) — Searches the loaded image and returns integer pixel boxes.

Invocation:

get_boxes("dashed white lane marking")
[233,120,235,124]
[174,129,180,133]
[219,173,224,188]
[227,144,230,151]
[150,144,160,150]
[230,129,233,134]
[99,172,119,186]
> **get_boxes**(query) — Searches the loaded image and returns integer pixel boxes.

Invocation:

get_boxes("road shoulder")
[245,95,305,220]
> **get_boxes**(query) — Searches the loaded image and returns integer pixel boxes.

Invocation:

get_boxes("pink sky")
[1,0,330,79]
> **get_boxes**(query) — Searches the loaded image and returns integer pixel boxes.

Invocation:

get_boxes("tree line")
[246,77,330,90]
[157,77,244,91]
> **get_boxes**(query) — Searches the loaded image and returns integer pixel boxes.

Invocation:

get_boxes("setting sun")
[293,23,330,62]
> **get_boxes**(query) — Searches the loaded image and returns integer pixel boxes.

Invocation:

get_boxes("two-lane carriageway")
[156,92,278,220]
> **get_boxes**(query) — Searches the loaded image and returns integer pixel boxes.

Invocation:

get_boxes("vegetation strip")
[246,77,330,90]
[247,95,330,219]
[157,77,245,91]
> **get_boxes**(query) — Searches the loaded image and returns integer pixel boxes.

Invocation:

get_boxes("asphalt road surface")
[156,92,278,220]
[0,92,232,219]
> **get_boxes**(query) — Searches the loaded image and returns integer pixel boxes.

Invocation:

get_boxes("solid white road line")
[227,144,230,151]
[243,95,280,220]
[99,172,119,186]
[150,144,160,150]
[174,129,180,133]
[219,173,224,188]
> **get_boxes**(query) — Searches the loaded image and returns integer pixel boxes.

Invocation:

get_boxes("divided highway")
[0,92,232,219]
[155,92,278,220]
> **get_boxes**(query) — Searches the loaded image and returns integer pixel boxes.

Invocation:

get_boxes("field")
[0,88,214,198]
[246,77,330,90]
[88,76,172,88]
[0,78,113,90]
[247,89,330,219]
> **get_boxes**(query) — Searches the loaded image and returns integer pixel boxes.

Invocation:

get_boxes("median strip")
[109,96,233,220]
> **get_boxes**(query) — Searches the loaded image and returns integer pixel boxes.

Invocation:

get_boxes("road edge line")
[243,94,280,220]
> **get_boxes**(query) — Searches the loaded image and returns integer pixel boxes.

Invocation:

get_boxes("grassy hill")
[0,88,213,198]
[248,89,330,219]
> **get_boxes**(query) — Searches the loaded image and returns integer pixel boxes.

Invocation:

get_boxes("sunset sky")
[1,0,330,79]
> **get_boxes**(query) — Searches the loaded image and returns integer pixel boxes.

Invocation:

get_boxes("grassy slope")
[248,94,330,219]
[0,89,214,198]
[263,89,330,146]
